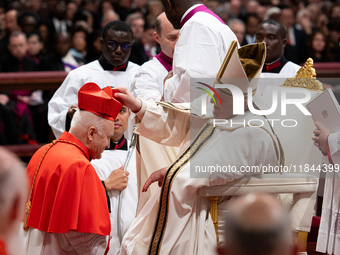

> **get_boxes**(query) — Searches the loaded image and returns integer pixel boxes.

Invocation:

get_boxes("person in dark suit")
[128,18,160,65]
[1,31,38,72]
[280,7,307,65]
[18,11,40,37]
[48,1,72,35]
[0,31,39,144]
[39,31,72,71]
[242,13,259,45]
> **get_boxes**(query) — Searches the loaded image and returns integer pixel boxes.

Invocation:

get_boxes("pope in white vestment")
[163,3,238,103]
[119,101,281,255]
[117,42,282,255]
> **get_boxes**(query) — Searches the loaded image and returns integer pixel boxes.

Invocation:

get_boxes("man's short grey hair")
[215,3,230,18]
[227,18,245,28]
[102,10,120,23]
[263,7,281,21]
[125,12,144,27]
[71,109,106,134]
[9,31,27,41]
[296,8,309,19]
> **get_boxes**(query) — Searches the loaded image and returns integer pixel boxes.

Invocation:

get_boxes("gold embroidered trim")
[156,101,191,114]
[148,124,215,255]
[216,41,238,79]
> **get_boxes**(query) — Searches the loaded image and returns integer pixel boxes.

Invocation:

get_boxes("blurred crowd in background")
[0,0,340,145]
[0,0,339,72]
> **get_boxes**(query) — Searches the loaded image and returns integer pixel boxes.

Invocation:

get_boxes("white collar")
[181,4,203,24]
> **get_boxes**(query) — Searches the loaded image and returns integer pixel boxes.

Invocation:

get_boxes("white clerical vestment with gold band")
[119,100,280,255]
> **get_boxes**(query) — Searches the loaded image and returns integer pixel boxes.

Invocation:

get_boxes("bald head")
[70,109,115,160]
[0,147,27,240]
[101,10,120,28]
[154,12,179,58]
[5,10,19,33]
[218,193,296,255]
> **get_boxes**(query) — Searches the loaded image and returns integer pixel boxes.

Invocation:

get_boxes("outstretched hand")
[312,121,330,155]
[113,87,142,113]
[142,167,167,192]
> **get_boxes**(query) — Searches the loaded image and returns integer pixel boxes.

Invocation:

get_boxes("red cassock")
[26,131,110,236]
[0,239,8,255]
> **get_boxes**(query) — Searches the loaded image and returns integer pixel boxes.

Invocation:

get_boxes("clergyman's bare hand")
[312,121,330,155]
[113,87,142,113]
[142,167,167,192]
[104,165,130,191]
